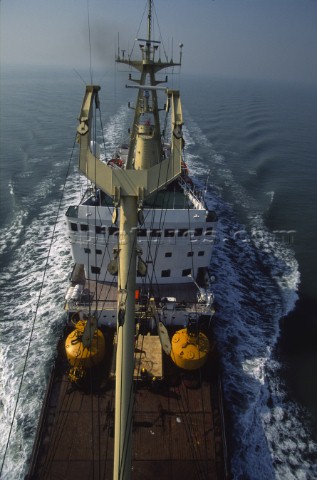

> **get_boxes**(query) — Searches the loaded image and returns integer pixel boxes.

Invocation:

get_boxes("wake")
[183,109,316,479]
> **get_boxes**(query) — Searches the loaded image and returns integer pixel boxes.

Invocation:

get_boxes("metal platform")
[65,265,213,326]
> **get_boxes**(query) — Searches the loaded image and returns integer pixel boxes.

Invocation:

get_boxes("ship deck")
[27,334,228,480]
[67,264,212,318]
[70,263,200,301]
[77,181,197,211]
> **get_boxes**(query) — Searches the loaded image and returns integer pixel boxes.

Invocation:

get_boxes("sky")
[1,0,317,85]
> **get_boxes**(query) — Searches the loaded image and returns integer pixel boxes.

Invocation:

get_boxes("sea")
[0,64,317,479]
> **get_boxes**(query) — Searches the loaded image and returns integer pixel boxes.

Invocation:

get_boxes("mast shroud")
[77,82,183,479]
[76,3,184,476]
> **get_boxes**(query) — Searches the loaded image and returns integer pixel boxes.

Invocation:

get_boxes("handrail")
[178,176,206,209]
[218,375,230,479]
[26,361,57,478]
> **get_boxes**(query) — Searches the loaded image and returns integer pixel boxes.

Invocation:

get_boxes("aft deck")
[66,177,208,221]
[27,334,228,480]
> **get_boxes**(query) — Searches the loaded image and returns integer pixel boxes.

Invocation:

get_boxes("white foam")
[8,182,14,195]
[101,105,130,158]
[265,190,275,204]
[242,357,266,385]
[0,209,27,256]
[0,108,131,478]
[1,87,314,480]
[183,113,316,479]
[0,171,82,479]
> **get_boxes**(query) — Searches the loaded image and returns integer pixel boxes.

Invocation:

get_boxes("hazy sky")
[1,0,317,85]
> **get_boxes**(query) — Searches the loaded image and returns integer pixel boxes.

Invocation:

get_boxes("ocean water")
[0,65,317,479]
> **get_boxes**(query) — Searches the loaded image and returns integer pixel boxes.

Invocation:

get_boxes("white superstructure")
[66,180,216,285]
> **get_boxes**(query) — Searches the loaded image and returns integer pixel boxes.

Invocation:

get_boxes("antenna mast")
[147,0,152,42]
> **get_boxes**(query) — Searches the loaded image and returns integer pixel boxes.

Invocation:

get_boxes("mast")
[113,196,137,480]
[76,2,183,478]
[147,0,152,45]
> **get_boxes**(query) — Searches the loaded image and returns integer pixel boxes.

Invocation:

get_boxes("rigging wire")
[139,103,175,293]
[152,2,169,62]
[88,95,122,318]
[0,132,79,477]
[118,376,134,479]
[36,145,102,477]
[73,68,87,85]
[140,101,211,477]
[175,381,209,480]
[186,176,211,477]
[87,0,93,84]
[131,91,185,324]
[182,144,212,479]
[89,96,99,479]
[128,1,147,60]
[98,108,119,218]
[38,22,208,479]
[40,385,79,479]
[83,91,137,479]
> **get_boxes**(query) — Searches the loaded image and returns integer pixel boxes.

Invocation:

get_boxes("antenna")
[86,0,93,83]
[171,37,173,62]
[179,43,184,64]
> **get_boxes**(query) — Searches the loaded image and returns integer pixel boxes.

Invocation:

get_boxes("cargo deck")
[27,334,228,480]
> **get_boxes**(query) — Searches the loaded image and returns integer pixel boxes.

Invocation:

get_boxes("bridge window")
[194,228,203,237]
[96,226,107,234]
[150,229,161,237]
[80,224,89,231]
[91,266,100,274]
[161,269,171,278]
[70,223,78,232]
[182,268,191,277]
[137,229,147,237]
[165,252,172,258]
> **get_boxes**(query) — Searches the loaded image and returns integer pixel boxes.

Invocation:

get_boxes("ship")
[26,1,229,479]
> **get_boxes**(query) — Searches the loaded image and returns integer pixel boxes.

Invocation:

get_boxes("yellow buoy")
[171,328,210,370]
[65,320,105,370]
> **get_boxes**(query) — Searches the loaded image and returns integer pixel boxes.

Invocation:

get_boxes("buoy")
[65,320,105,372]
[170,328,210,370]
